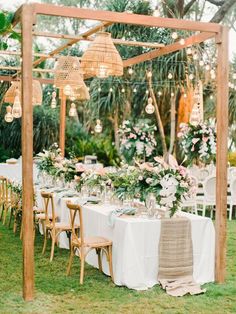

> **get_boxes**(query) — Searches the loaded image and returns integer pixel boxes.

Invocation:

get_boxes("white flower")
[146,177,153,184]
[138,176,143,181]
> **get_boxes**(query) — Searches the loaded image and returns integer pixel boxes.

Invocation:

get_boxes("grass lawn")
[0,220,235,314]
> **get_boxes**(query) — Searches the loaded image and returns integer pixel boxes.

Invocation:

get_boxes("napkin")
[108,207,136,227]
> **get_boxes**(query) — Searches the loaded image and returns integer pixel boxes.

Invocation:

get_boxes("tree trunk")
[147,73,168,159]
[168,95,176,155]
[210,0,236,22]
[113,108,120,152]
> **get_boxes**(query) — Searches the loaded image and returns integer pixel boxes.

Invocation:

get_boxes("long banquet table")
[36,188,215,290]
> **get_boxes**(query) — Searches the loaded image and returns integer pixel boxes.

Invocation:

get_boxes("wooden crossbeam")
[123,32,215,67]
[0,75,54,85]
[32,21,112,68]
[32,3,221,33]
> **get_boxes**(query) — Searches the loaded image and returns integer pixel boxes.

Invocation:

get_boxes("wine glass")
[146,193,156,218]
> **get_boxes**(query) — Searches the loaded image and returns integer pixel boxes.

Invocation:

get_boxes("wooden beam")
[29,31,165,48]
[0,50,49,58]
[215,26,229,283]
[59,93,67,157]
[123,32,214,67]
[0,66,55,73]
[32,21,112,68]
[21,4,34,301]
[0,75,54,85]
[32,3,221,33]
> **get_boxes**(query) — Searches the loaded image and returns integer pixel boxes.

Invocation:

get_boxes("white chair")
[227,178,236,220]
[182,176,198,215]
[197,175,216,217]
[228,167,236,181]
[197,168,210,182]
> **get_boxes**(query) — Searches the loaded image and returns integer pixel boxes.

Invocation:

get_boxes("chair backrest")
[0,176,8,203]
[198,169,210,182]
[230,177,236,201]
[203,175,216,200]
[41,191,56,226]
[67,201,83,245]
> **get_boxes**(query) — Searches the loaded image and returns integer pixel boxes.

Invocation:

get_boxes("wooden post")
[59,93,66,157]
[215,26,229,283]
[21,4,34,300]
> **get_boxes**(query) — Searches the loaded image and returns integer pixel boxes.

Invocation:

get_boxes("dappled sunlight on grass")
[0,221,235,313]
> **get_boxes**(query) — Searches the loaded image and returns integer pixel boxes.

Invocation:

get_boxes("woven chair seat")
[73,236,112,248]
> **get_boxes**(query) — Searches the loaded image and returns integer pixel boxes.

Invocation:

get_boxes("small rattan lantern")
[59,81,90,101]
[4,80,42,106]
[54,56,85,89]
[80,32,123,78]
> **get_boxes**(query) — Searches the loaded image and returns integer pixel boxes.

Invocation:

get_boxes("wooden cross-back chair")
[66,201,114,284]
[0,176,12,225]
[41,191,73,261]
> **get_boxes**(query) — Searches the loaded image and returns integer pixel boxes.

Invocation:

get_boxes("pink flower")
[203,137,209,142]
[191,146,195,152]
[177,132,183,138]
[192,138,200,144]
[129,133,137,139]
[178,166,187,176]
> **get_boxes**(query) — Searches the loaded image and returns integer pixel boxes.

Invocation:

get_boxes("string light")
[233,73,236,80]
[51,91,57,109]
[121,88,125,93]
[199,60,204,66]
[145,97,155,114]
[168,73,173,79]
[98,87,101,92]
[145,90,149,94]
[147,70,152,78]
[128,68,133,75]
[158,91,162,96]
[183,93,187,98]
[133,87,137,93]
[186,47,192,55]
[95,119,102,133]
[210,95,213,100]
[179,38,185,45]
[171,92,174,97]
[205,64,210,71]
[63,84,73,96]
[4,106,13,123]
[171,32,178,40]
[69,103,77,117]
[109,87,113,92]
[189,74,194,80]
[193,53,198,60]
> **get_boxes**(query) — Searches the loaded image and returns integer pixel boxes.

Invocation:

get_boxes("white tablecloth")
[0,162,38,182]
[36,190,215,290]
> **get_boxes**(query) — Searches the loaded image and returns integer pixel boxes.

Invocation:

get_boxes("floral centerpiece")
[108,158,196,217]
[119,120,157,164]
[178,122,216,165]
[76,169,111,191]
[36,143,77,183]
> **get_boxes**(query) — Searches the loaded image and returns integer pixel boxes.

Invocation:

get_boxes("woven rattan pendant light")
[4,80,42,106]
[80,32,123,78]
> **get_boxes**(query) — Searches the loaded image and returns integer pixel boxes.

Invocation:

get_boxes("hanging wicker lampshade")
[54,56,85,89]
[80,32,123,78]
[4,80,42,106]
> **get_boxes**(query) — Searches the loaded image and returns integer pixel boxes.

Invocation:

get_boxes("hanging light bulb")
[183,93,187,98]
[147,70,152,78]
[153,6,160,17]
[205,64,210,71]
[199,60,204,66]
[121,88,125,93]
[193,53,198,60]
[145,90,149,94]
[158,91,162,96]
[98,87,101,92]
[171,92,175,97]
[179,38,185,45]
[171,32,178,40]
[5,106,14,123]
[51,91,57,109]
[189,74,194,80]
[63,84,73,96]
[233,73,236,80]
[109,87,113,92]
[186,47,192,55]
[95,119,102,133]
[133,87,137,93]
[128,68,133,75]
[168,73,173,79]
[69,103,77,117]
[12,93,22,118]
[145,97,155,114]
[210,95,213,100]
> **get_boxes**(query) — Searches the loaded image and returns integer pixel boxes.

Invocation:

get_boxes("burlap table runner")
[158,217,206,297]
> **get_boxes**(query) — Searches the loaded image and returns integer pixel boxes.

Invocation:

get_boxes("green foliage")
[0,10,21,50]
[228,152,236,166]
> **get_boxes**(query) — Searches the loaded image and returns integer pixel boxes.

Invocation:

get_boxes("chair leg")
[97,248,103,272]
[203,205,206,217]
[229,204,232,221]
[50,231,56,262]
[80,248,85,285]
[194,204,198,215]
[67,247,75,276]
[0,204,4,222]
[2,205,8,225]
[42,229,48,255]
[108,245,114,282]
[210,206,213,219]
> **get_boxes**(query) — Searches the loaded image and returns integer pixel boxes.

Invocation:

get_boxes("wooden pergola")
[1,3,228,301]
